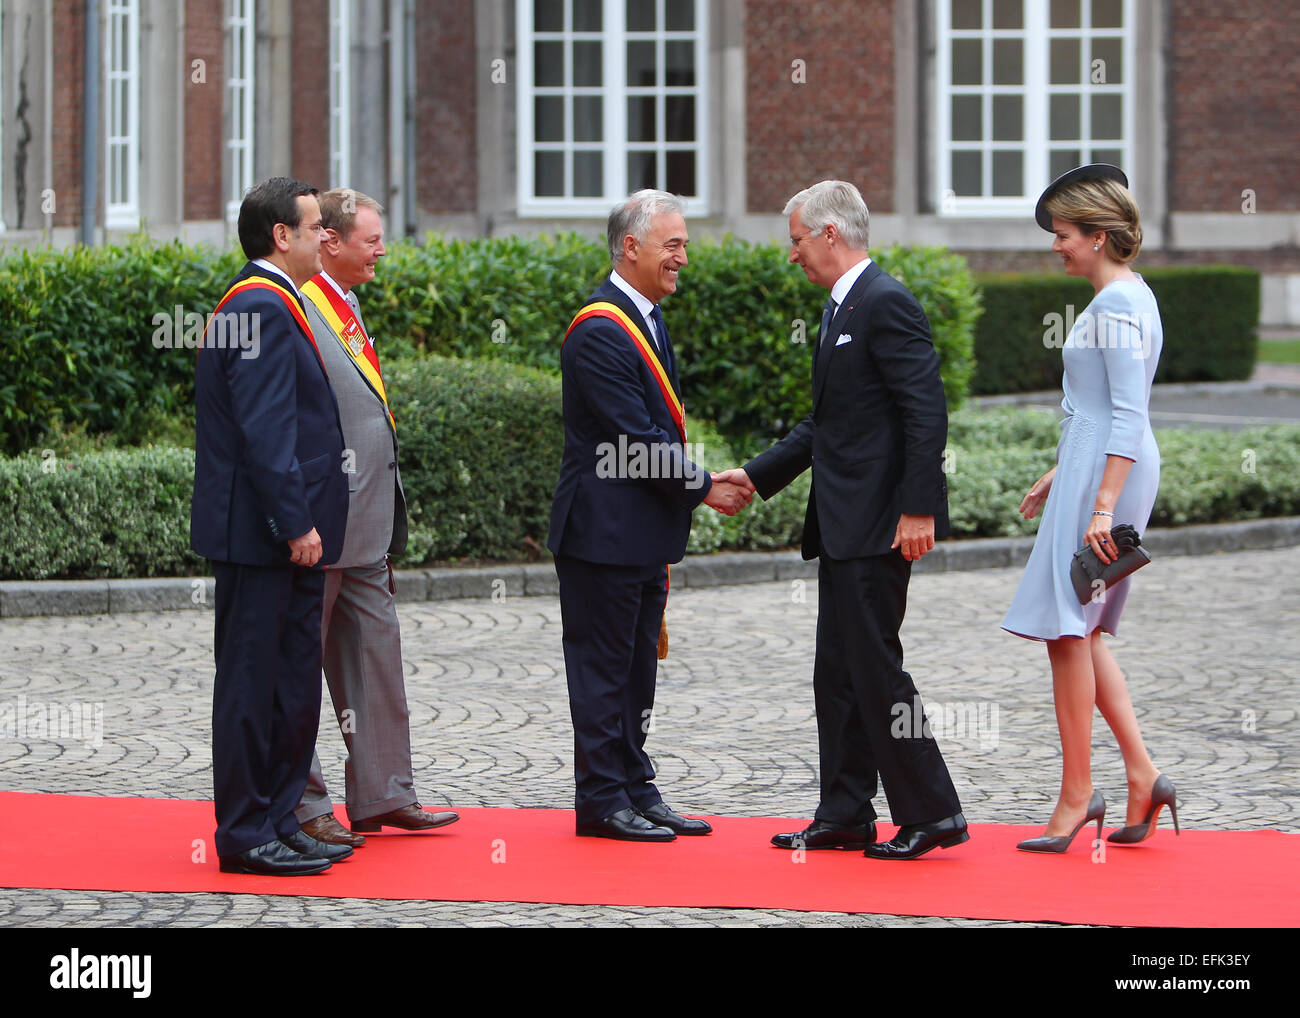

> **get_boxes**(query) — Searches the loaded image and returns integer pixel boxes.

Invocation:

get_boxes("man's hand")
[891,514,935,561]
[703,480,752,516]
[288,527,323,567]
[711,467,756,494]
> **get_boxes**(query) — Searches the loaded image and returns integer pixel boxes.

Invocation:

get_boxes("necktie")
[650,305,674,375]
[819,297,838,346]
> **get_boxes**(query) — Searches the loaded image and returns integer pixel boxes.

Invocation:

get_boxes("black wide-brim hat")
[1035,163,1129,231]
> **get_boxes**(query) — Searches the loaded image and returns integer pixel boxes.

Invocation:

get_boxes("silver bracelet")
[1092,510,1115,517]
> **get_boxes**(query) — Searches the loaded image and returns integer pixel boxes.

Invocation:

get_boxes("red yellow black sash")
[204,275,325,369]
[564,301,686,441]
[301,275,396,432]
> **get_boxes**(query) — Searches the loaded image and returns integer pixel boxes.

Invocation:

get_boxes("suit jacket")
[302,282,408,569]
[745,262,949,560]
[548,277,712,567]
[191,262,350,567]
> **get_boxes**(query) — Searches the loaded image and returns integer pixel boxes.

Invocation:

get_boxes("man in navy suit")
[717,180,968,859]
[548,189,751,841]
[191,177,352,876]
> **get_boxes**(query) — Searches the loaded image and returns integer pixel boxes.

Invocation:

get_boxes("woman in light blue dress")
[1002,165,1179,853]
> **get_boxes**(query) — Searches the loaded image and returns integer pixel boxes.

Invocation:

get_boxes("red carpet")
[1,791,1293,926]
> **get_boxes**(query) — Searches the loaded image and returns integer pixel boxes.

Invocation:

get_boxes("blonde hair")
[1045,178,1142,263]
[319,188,384,240]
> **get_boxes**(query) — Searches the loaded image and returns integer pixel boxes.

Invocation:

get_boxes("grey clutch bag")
[1070,523,1151,605]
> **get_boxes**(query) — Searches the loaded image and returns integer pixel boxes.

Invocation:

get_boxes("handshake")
[702,468,756,516]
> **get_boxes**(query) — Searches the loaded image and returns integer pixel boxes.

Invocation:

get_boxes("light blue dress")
[1002,277,1163,641]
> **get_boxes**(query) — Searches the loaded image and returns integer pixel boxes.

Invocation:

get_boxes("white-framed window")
[105,0,140,229]
[517,0,708,216]
[225,0,256,225]
[329,0,351,186]
[935,0,1133,216]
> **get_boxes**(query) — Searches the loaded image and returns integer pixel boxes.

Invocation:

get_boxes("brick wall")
[744,0,896,215]
[184,0,224,220]
[1170,0,1300,213]
[49,1,85,228]
[414,0,476,214]
[291,0,330,188]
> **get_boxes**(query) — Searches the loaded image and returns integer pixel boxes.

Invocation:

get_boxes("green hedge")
[2,234,978,454]
[6,394,1299,580]
[972,266,1259,395]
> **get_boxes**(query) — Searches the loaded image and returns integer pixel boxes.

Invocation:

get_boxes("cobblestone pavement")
[2,547,1297,927]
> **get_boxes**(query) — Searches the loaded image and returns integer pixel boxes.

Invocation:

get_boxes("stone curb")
[3,515,1298,619]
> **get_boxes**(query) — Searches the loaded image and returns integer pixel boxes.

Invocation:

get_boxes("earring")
[1093,244,1100,251]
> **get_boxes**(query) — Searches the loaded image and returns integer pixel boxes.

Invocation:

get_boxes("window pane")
[666,95,695,141]
[573,0,602,31]
[1091,94,1122,138]
[534,41,563,86]
[1091,37,1123,84]
[993,0,1022,30]
[573,40,602,86]
[666,0,695,31]
[1051,0,1080,28]
[628,96,656,141]
[1050,38,1080,84]
[952,151,982,195]
[535,151,564,196]
[534,0,562,32]
[1050,148,1081,179]
[1093,0,1123,28]
[665,40,695,86]
[535,96,563,142]
[627,0,654,31]
[628,150,656,191]
[667,150,696,196]
[951,95,982,140]
[627,40,656,86]
[574,95,603,141]
[993,38,1023,84]
[1091,147,1123,167]
[573,151,603,196]
[992,150,1023,196]
[951,0,981,31]
[1050,93,1080,139]
[992,95,1023,140]
[952,39,982,85]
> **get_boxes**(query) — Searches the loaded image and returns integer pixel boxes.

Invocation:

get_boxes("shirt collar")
[252,258,303,300]
[609,268,657,326]
[830,256,873,307]
[318,269,350,302]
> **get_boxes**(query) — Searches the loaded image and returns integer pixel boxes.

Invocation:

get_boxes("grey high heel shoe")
[1017,789,1105,853]
[1107,774,1179,844]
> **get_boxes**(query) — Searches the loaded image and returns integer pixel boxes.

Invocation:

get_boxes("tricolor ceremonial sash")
[564,301,686,441]
[203,275,325,368]
[301,275,396,431]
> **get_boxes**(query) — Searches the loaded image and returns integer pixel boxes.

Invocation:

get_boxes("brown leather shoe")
[301,814,366,848]
[352,804,460,833]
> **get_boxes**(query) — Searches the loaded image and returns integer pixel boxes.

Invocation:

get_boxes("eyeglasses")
[790,227,824,250]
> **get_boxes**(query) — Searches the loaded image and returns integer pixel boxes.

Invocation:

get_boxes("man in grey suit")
[294,188,458,847]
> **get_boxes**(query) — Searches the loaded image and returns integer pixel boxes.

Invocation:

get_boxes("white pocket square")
[835,333,853,346]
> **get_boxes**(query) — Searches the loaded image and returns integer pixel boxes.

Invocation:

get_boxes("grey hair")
[783,180,870,251]
[608,189,685,263]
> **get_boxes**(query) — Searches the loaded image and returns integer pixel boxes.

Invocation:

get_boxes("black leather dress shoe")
[280,829,354,862]
[218,839,332,876]
[638,802,712,835]
[863,813,969,860]
[576,807,676,842]
[771,819,877,850]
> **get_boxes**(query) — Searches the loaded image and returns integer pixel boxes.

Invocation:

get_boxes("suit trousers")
[812,551,961,828]
[296,559,417,824]
[554,555,666,823]
[211,561,325,857]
